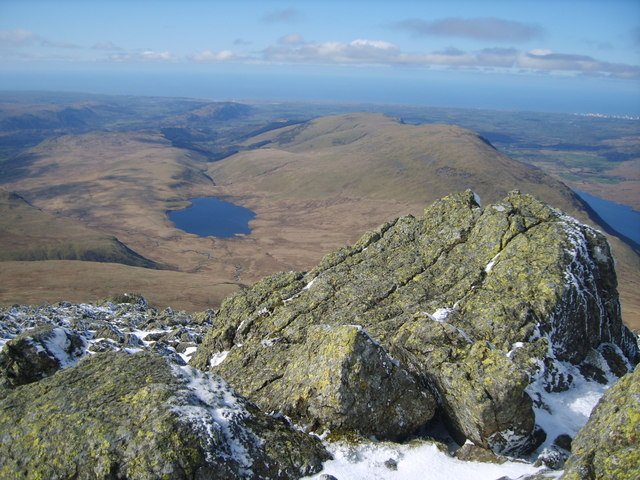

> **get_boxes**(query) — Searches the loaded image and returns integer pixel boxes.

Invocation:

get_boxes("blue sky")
[1,0,639,113]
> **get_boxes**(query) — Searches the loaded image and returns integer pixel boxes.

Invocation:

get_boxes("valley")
[0,91,638,329]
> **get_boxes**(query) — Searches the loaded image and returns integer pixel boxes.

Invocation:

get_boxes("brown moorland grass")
[0,260,240,311]
[1,114,638,331]
[0,189,157,267]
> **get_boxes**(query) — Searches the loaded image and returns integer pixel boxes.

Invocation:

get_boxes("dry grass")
[1,115,638,331]
[0,260,240,311]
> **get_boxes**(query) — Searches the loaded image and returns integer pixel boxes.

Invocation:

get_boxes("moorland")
[0,91,638,329]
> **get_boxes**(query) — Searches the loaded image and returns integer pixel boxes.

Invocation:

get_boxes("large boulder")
[192,191,639,454]
[0,350,330,479]
[211,323,436,439]
[562,365,640,480]
[0,325,86,388]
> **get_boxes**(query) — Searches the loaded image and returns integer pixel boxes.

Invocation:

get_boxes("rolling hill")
[0,111,637,328]
[212,113,585,210]
[207,113,640,327]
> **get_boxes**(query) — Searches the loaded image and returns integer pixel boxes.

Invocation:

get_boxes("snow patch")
[527,359,609,447]
[472,192,482,206]
[210,350,229,367]
[506,342,525,358]
[303,439,543,480]
[430,308,453,322]
[303,277,317,290]
[484,252,501,273]
[180,346,198,363]
[425,309,472,343]
[41,327,86,368]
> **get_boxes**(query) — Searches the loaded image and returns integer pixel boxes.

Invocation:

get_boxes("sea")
[2,68,639,116]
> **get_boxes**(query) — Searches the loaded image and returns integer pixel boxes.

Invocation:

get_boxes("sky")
[1,0,640,114]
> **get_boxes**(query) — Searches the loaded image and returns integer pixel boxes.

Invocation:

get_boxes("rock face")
[562,365,640,480]
[0,351,330,480]
[192,191,639,454]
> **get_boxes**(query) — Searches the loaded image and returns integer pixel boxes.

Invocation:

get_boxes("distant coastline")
[2,69,639,117]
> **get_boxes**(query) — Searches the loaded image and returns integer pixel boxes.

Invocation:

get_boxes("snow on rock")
[302,439,545,480]
[0,296,213,364]
[169,363,258,473]
[40,326,88,368]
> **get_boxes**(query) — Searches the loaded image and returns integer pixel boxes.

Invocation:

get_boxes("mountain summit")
[192,190,638,455]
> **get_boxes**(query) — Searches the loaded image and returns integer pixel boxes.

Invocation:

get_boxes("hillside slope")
[208,113,639,327]
[212,113,584,213]
[0,190,158,268]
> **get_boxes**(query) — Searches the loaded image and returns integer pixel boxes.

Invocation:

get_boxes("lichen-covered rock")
[0,351,330,480]
[0,325,86,388]
[0,296,213,363]
[192,191,639,455]
[562,365,640,480]
[213,323,436,439]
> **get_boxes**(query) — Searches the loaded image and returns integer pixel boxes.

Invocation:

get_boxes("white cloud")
[189,50,245,62]
[0,29,38,47]
[110,50,177,62]
[263,39,402,64]
[350,39,397,50]
[93,41,123,51]
[517,49,640,78]
[259,38,638,79]
[278,33,305,45]
[141,50,175,61]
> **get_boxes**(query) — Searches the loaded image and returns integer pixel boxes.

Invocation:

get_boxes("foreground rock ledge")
[192,190,639,455]
[0,351,330,480]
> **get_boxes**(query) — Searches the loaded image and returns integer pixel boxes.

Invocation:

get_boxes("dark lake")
[168,198,255,238]
[575,190,640,245]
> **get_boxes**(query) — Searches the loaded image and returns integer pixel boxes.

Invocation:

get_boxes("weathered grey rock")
[215,323,436,439]
[562,365,640,480]
[0,351,330,480]
[0,325,86,388]
[192,191,639,455]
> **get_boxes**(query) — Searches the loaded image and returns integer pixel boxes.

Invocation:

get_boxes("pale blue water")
[2,68,638,115]
[168,198,255,238]
[575,190,640,245]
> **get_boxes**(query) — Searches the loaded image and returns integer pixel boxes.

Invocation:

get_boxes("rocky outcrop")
[0,350,330,479]
[210,323,436,439]
[562,365,640,480]
[192,191,639,455]
[0,295,214,364]
[0,325,86,388]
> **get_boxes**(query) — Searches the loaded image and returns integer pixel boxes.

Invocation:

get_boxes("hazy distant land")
[0,91,637,329]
